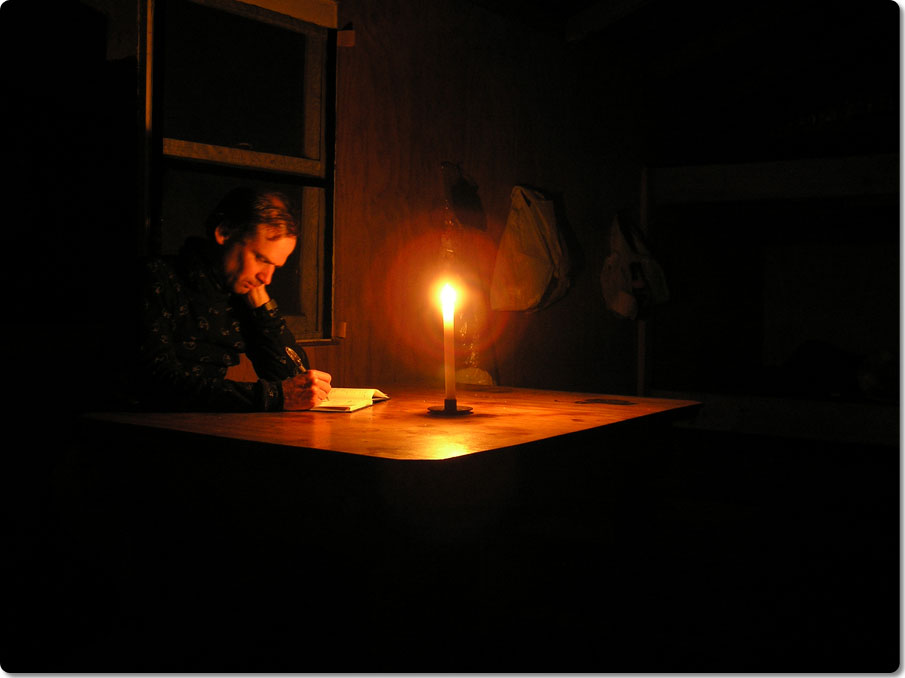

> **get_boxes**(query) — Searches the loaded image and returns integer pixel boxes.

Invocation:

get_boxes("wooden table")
[48,388,899,671]
[84,384,700,460]
[68,385,701,670]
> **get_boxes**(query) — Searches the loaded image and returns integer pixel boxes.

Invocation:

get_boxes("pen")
[285,346,307,374]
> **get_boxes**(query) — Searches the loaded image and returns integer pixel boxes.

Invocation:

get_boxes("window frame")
[140,0,337,344]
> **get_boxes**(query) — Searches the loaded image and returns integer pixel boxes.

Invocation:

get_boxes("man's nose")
[258,266,274,285]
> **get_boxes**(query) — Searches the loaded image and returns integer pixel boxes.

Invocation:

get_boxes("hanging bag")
[600,213,669,319]
[490,186,571,311]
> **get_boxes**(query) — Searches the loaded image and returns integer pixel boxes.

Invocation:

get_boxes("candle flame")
[441,283,456,320]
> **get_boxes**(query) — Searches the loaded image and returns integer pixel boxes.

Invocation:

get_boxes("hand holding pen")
[283,346,332,410]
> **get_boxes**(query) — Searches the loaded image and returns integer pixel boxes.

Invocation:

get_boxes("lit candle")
[441,283,456,403]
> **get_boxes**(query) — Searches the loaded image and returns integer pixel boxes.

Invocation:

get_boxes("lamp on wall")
[436,162,499,388]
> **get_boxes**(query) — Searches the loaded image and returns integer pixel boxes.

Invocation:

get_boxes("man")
[132,187,331,411]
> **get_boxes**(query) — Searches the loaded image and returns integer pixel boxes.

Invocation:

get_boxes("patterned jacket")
[134,237,308,411]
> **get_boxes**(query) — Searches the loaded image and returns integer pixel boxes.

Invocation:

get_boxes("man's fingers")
[309,374,330,397]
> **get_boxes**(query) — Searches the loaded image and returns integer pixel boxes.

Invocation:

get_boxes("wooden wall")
[4,0,646,398]
[302,0,642,393]
[6,0,896,407]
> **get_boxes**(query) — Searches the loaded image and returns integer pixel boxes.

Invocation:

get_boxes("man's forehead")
[249,228,296,262]
[247,223,296,242]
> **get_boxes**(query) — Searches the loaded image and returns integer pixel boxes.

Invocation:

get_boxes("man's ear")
[214,224,230,245]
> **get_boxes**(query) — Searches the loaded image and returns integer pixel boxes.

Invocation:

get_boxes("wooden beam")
[564,0,653,42]
[235,0,337,28]
[649,154,899,204]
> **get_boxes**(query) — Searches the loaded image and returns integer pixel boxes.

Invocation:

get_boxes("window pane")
[160,0,307,158]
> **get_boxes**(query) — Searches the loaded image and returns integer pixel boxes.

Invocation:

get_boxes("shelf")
[651,389,898,447]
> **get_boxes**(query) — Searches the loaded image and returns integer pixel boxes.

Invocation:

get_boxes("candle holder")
[428,398,473,416]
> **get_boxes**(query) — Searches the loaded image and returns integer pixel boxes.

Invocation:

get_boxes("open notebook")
[311,388,390,412]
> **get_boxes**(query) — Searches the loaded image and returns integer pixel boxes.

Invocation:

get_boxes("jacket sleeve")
[135,260,285,412]
[240,299,309,381]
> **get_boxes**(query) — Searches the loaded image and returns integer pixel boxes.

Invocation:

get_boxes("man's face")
[217,225,297,295]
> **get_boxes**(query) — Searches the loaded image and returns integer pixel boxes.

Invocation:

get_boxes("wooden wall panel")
[294,0,642,394]
[224,0,643,394]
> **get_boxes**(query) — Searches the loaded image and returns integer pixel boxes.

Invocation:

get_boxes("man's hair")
[205,187,299,241]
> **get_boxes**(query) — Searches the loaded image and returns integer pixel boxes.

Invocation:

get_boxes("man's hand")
[246,284,270,308]
[282,369,332,410]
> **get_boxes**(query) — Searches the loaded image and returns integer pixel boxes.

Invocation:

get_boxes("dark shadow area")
[3,418,897,672]
[0,0,139,326]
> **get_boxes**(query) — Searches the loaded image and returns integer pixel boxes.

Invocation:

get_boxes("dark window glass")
[160,0,307,157]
